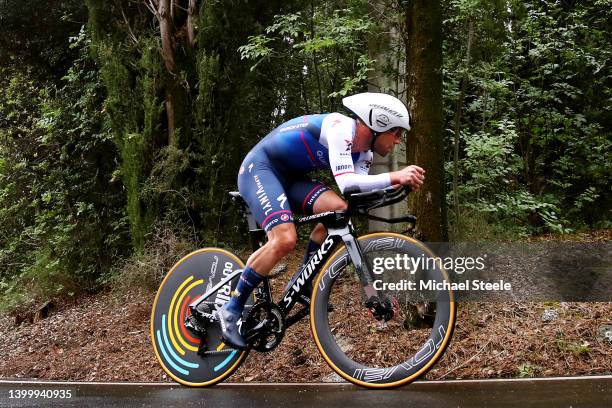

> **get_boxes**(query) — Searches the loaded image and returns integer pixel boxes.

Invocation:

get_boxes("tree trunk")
[158,0,175,73]
[156,0,178,146]
[187,0,197,47]
[368,24,407,232]
[404,0,447,241]
[452,19,474,235]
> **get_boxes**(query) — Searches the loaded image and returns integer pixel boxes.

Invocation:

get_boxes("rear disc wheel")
[151,248,252,386]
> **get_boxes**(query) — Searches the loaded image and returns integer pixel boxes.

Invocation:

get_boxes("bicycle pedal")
[185,315,206,337]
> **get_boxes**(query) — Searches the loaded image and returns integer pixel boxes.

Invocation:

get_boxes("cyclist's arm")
[325,117,391,194]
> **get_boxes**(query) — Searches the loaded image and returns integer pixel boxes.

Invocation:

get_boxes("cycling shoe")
[218,303,247,349]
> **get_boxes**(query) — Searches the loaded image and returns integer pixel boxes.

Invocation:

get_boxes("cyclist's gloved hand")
[365,295,396,322]
[392,165,425,191]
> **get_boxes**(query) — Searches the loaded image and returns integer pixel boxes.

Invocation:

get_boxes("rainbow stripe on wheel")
[154,275,204,375]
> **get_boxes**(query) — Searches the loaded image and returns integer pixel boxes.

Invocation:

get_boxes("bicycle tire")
[310,232,456,388]
[150,248,251,387]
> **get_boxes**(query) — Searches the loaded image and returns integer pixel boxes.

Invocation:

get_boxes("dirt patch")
[0,290,166,382]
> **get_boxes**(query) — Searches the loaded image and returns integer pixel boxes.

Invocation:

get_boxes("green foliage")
[238,4,374,112]
[444,0,611,238]
[0,0,87,77]
[1,0,610,313]
[556,338,592,356]
[90,31,163,250]
[0,28,129,309]
[518,363,544,377]
[107,219,198,295]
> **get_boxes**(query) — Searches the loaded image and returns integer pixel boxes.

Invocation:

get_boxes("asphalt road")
[0,376,610,408]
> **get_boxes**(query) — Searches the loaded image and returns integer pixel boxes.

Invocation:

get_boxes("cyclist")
[219,92,425,348]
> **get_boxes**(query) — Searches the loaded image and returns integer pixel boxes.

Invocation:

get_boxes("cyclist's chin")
[375,147,390,157]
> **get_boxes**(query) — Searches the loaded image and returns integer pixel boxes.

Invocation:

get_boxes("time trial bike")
[151,185,456,388]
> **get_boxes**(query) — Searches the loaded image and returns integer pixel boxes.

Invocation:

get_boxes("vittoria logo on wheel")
[210,256,219,279]
[283,235,334,307]
[206,256,220,292]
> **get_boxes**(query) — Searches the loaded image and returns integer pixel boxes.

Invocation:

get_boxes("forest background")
[0,0,610,312]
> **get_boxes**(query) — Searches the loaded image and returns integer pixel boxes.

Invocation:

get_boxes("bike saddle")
[229,191,246,205]
[229,191,250,213]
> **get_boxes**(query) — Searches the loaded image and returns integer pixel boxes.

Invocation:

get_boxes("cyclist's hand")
[392,165,425,191]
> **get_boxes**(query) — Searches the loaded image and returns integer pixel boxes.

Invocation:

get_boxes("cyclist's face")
[373,128,403,156]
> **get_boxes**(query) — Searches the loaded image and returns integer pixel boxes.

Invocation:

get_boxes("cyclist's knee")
[334,200,348,211]
[268,225,297,257]
[313,191,347,213]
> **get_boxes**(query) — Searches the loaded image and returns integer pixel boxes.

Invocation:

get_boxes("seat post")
[229,191,266,251]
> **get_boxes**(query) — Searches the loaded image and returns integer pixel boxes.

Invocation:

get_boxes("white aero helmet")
[342,92,411,134]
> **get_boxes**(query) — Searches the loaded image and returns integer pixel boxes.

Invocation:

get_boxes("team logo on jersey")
[254,175,272,216]
[277,193,288,209]
[344,139,352,152]
[280,213,290,222]
[279,123,308,132]
[335,164,351,171]
[316,150,328,165]
[248,163,254,173]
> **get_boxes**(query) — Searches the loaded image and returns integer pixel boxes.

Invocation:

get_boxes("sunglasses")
[388,128,408,143]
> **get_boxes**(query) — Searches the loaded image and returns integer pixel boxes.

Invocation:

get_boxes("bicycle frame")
[188,210,373,329]
[188,186,415,331]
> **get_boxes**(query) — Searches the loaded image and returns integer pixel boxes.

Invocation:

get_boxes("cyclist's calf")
[245,223,297,276]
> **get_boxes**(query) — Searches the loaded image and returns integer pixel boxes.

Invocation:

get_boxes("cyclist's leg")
[237,157,298,276]
[243,223,297,275]
[309,188,348,240]
[219,156,297,348]
[287,180,347,263]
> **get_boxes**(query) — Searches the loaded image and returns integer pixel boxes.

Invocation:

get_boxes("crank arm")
[243,320,267,341]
